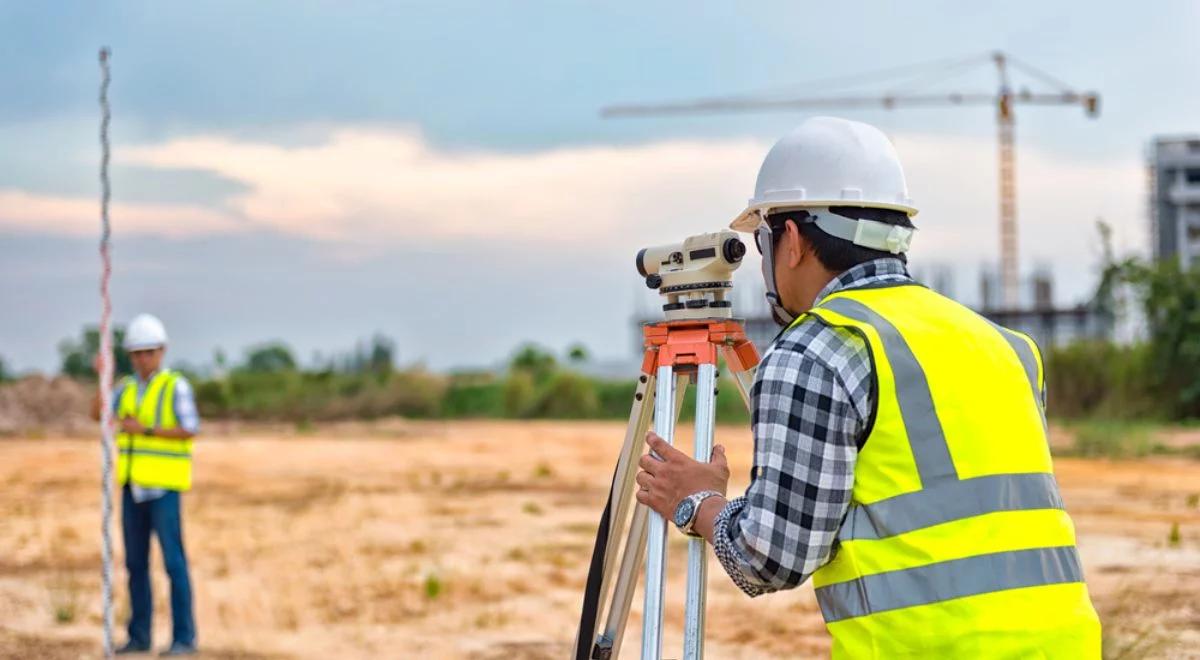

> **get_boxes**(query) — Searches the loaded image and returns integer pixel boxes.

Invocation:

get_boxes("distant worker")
[91,313,199,656]
[635,117,1101,657]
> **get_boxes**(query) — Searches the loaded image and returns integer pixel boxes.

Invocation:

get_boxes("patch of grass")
[423,572,442,600]
[532,462,553,479]
[48,573,81,625]
[1177,445,1200,461]
[473,608,511,629]
[565,522,596,536]
[1186,493,1199,509]
[1063,420,1161,459]
[522,501,543,515]
[53,603,75,624]
[1168,522,1181,548]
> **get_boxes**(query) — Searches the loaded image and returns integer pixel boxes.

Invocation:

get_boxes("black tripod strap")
[575,462,620,660]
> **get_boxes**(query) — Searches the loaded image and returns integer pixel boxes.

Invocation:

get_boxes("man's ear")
[783,219,806,268]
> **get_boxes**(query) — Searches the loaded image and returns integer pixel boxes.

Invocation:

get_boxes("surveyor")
[91,313,199,656]
[635,117,1101,657]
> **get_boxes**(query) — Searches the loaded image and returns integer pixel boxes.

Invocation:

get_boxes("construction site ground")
[2,420,1198,659]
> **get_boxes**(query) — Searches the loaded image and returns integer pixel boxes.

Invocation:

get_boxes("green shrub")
[1046,342,1158,419]
[193,379,231,417]
[595,379,641,419]
[527,371,600,419]
[194,368,446,421]
[442,379,506,418]
[502,371,537,418]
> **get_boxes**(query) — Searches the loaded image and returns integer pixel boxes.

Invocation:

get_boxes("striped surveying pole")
[97,46,116,660]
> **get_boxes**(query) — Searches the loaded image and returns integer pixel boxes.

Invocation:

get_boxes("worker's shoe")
[158,642,197,656]
[115,640,151,654]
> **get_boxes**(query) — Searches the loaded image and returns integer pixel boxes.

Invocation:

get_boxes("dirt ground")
[1,420,1198,659]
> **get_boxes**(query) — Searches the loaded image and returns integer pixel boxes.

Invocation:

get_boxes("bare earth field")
[1,420,1198,659]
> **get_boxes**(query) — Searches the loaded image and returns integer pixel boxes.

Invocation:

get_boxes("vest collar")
[134,369,165,386]
[813,258,910,307]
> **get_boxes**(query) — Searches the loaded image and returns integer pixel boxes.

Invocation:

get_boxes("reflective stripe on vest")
[990,321,1048,431]
[818,545,1084,623]
[799,284,1098,656]
[820,297,957,484]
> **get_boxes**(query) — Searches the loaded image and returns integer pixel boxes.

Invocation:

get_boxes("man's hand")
[119,417,147,435]
[635,432,730,520]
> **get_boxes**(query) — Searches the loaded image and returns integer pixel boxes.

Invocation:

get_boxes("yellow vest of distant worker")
[794,283,1100,658]
[115,370,193,491]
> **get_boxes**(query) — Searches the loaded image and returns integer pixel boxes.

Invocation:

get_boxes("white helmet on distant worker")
[124,313,168,351]
[729,116,918,232]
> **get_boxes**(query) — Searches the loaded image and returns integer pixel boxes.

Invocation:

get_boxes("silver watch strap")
[679,489,723,536]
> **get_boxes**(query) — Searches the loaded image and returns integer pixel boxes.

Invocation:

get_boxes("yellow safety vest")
[795,283,1100,659]
[115,370,193,491]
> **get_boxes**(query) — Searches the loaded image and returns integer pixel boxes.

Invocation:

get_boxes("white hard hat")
[124,313,168,351]
[730,116,917,232]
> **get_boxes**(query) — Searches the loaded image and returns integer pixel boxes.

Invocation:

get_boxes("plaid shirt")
[712,258,912,597]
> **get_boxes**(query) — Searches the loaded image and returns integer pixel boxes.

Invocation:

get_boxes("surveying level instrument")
[575,230,760,660]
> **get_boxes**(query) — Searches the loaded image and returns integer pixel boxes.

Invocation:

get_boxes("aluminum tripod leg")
[682,362,717,659]
[591,373,688,660]
[641,364,677,659]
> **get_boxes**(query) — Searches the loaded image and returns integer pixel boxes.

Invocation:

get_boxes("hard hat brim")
[729,200,918,233]
[123,342,166,351]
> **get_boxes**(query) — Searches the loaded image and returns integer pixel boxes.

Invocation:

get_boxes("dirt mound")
[0,376,92,436]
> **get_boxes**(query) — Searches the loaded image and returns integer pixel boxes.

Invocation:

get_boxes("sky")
[2,1,1198,373]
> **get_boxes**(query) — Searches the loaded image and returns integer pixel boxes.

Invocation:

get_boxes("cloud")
[2,125,1144,282]
[117,127,766,245]
[0,189,243,237]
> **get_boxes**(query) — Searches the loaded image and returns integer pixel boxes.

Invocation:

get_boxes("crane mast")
[995,53,1019,307]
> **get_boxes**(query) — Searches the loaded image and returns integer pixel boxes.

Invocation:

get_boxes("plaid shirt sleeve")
[711,318,873,597]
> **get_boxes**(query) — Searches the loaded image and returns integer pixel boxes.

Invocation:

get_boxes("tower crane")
[602,52,1100,308]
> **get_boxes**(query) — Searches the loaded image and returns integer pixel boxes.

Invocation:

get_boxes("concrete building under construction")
[1149,135,1200,268]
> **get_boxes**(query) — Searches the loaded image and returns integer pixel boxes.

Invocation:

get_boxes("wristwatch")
[144,427,155,436]
[672,490,723,538]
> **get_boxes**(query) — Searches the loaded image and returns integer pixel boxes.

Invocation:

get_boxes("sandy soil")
[1,420,1197,659]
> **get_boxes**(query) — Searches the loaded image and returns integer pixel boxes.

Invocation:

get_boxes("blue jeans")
[121,487,195,647]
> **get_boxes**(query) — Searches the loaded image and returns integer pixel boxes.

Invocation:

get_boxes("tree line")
[7,227,1200,424]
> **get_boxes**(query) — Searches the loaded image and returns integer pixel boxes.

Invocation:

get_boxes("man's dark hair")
[766,206,915,272]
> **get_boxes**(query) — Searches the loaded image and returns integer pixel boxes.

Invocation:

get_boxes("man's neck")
[803,268,841,311]
[135,369,159,383]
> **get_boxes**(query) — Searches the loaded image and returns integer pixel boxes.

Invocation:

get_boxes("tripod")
[575,318,759,660]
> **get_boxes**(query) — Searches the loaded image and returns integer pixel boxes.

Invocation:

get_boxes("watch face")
[673,498,695,527]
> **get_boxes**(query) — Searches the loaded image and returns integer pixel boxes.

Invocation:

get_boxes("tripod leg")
[592,371,686,659]
[641,365,678,660]
[682,362,717,659]
[594,502,647,659]
[575,369,658,659]
[600,372,658,602]
[720,345,756,412]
